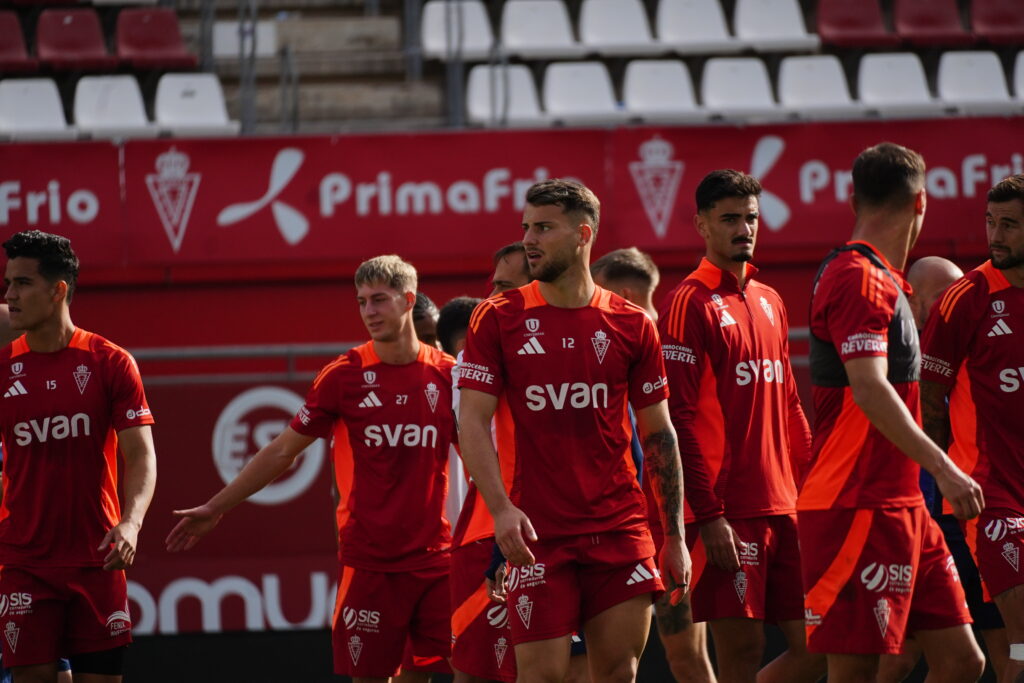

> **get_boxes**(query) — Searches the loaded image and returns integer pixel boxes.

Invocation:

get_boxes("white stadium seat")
[421,0,495,62]
[501,0,584,59]
[579,0,666,56]
[656,0,746,54]
[542,61,628,124]
[74,75,159,139]
[0,78,77,141]
[778,55,867,120]
[1016,51,1024,101]
[858,53,948,118]
[733,0,820,52]
[938,50,1021,116]
[466,63,548,126]
[155,73,241,137]
[213,20,278,59]
[701,57,790,122]
[623,59,709,122]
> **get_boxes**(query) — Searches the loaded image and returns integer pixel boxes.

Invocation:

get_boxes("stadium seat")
[816,0,900,48]
[421,0,495,61]
[36,9,119,71]
[466,64,548,126]
[893,0,973,47]
[501,0,584,59]
[655,0,746,54]
[623,59,709,122]
[937,51,1020,116]
[733,0,820,52]
[858,53,948,118]
[778,55,866,120]
[542,61,628,124]
[700,57,790,122]
[1016,52,1024,101]
[74,75,159,139]
[579,0,666,57]
[213,21,278,59]
[117,8,198,70]
[0,11,38,73]
[0,78,77,140]
[155,73,241,137]
[972,0,1024,45]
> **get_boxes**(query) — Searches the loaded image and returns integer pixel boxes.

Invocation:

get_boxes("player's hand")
[487,562,509,603]
[700,517,744,572]
[165,504,224,552]
[659,534,692,606]
[99,521,140,570]
[934,460,984,520]
[493,504,537,566]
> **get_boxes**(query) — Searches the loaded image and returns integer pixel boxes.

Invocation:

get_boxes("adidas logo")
[358,391,383,408]
[517,338,545,355]
[625,563,657,586]
[719,310,737,327]
[3,381,27,398]
[988,319,1013,337]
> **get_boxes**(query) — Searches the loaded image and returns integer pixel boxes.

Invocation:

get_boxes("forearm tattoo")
[644,428,684,537]
[920,381,951,451]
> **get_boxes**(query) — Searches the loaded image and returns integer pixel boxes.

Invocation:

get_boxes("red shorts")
[965,507,1024,600]
[449,539,515,682]
[505,528,663,646]
[687,514,804,623]
[0,565,131,667]
[799,506,970,655]
[332,563,451,678]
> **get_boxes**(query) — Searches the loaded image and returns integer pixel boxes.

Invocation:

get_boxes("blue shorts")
[936,514,1004,631]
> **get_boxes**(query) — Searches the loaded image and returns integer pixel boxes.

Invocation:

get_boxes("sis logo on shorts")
[984,517,1024,542]
[860,562,913,594]
[506,563,546,591]
[342,607,381,634]
[0,592,32,617]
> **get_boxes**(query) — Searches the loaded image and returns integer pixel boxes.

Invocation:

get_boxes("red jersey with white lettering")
[920,261,1024,512]
[659,259,812,524]
[800,241,924,511]
[459,281,667,540]
[290,341,456,572]
[0,329,155,567]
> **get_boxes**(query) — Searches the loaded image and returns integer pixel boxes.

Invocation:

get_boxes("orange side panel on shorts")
[944,365,978,516]
[100,427,121,526]
[334,420,354,538]
[332,566,357,627]
[962,519,992,602]
[797,390,870,510]
[451,581,491,638]
[804,508,875,636]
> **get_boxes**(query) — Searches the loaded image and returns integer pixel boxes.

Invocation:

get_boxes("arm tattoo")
[920,381,951,451]
[644,428,683,537]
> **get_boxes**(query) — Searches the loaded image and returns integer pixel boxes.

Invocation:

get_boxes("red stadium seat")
[817,0,900,48]
[0,11,38,73]
[116,8,197,70]
[972,0,1024,45]
[894,0,974,46]
[36,9,119,71]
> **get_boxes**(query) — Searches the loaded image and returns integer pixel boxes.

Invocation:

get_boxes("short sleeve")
[628,314,668,409]
[458,300,505,396]
[291,363,343,438]
[107,348,155,431]
[827,261,898,364]
[920,278,980,386]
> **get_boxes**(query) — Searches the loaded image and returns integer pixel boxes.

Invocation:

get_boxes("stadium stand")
[857,52,948,118]
[972,0,1024,44]
[542,60,628,124]
[778,54,867,120]
[733,0,820,52]
[466,62,547,126]
[816,0,901,48]
[421,0,494,61]
[937,50,1021,116]
[0,10,38,73]
[894,0,974,47]
[74,75,160,139]
[1017,51,1024,101]
[0,77,77,140]
[701,56,789,122]
[655,0,746,54]
[500,0,584,59]
[155,72,241,136]
[622,58,709,123]
[579,0,665,56]
[116,8,198,70]
[36,8,119,71]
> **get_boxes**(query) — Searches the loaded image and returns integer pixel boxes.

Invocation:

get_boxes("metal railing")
[279,44,299,133]
[236,0,259,134]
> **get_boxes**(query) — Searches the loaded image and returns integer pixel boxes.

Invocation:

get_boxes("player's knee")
[69,645,126,676]
[929,646,984,683]
[663,636,709,676]
[587,657,638,683]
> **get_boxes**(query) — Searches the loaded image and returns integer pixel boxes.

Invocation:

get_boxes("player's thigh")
[914,624,984,681]
[993,584,1024,638]
[9,662,60,683]
[825,653,879,683]
[582,594,652,679]
[514,635,572,682]
[707,617,764,661]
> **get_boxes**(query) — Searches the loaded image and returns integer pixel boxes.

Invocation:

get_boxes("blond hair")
[354,254,418,293]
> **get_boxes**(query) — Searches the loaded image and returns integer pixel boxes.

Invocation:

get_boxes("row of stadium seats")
[423,0,1024,62]
[467,51,1024,126]
[0,7,195,73]
[2,0,155,6]
[0,73,239,140]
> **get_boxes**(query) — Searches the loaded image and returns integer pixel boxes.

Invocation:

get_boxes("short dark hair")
[591,247,660,290]
[493,241,526,267]
[437,296,482,356]
[413,291,439,322]
[2,230,79,304]
[852,142,926,209]
[525,179,601,235]
[695,170,762,213]
[988,174,1024,204]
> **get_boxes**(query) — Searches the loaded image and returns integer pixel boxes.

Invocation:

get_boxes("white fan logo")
[749,136,790,232]
[217,148,309,245]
